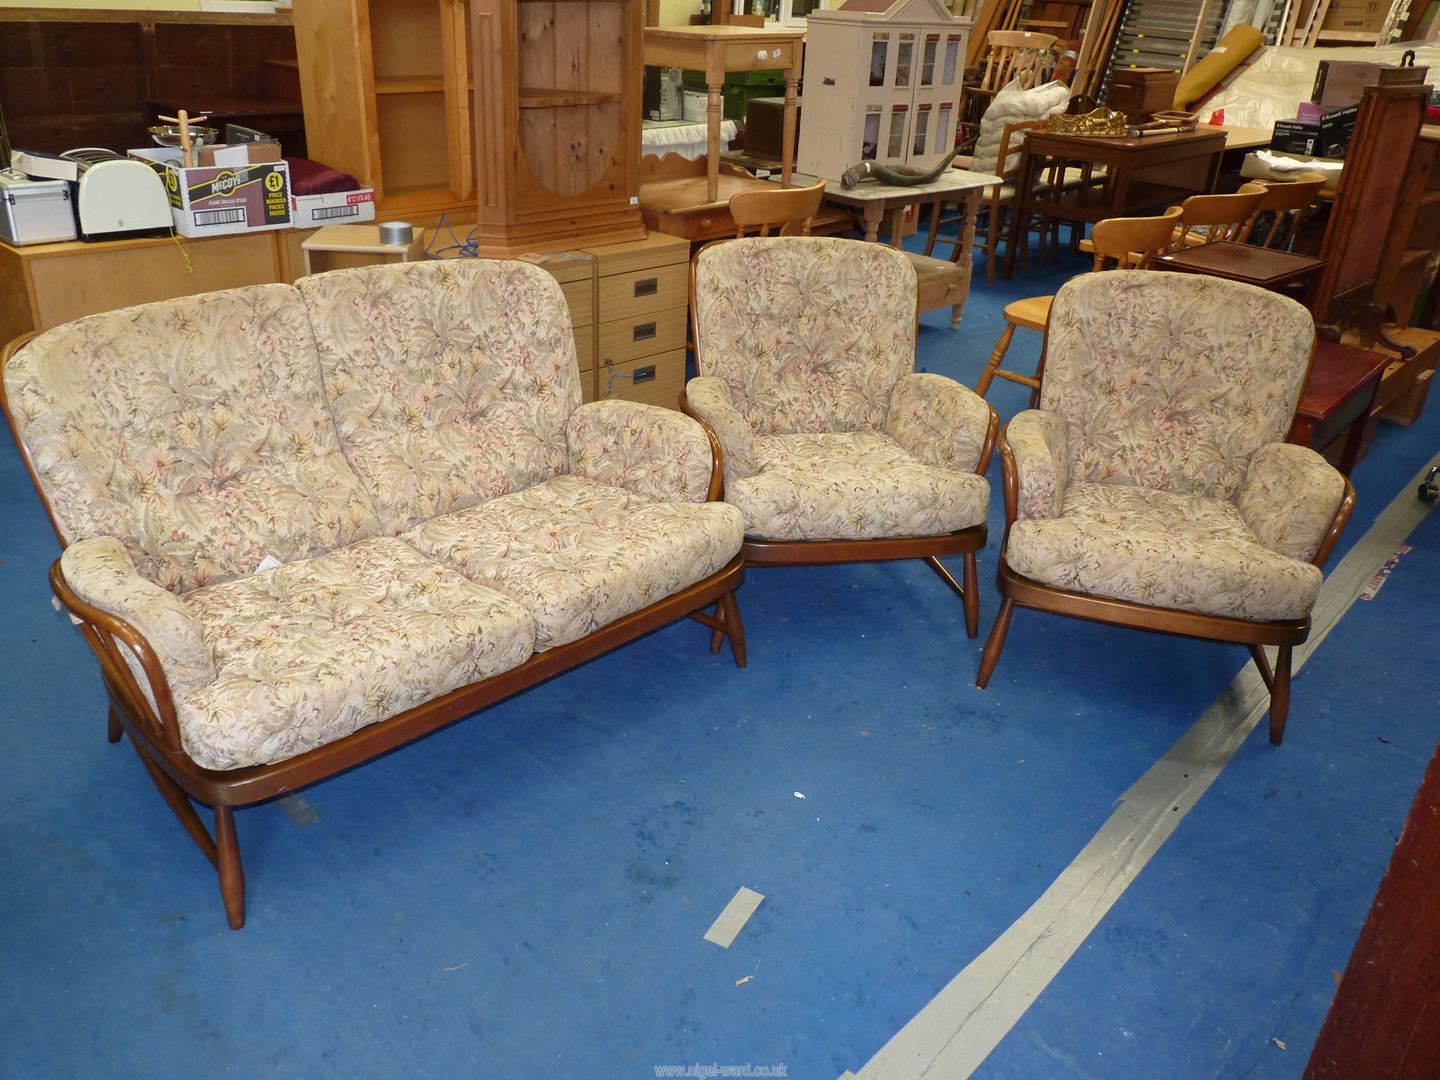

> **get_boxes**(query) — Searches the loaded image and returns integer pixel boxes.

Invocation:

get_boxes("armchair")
[684,237,997,635]
[976,271,1355,743]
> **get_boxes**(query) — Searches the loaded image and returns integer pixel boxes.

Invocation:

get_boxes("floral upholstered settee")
[1,259,746,928]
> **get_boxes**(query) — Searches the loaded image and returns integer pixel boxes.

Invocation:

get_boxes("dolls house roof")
[834,0,958,23]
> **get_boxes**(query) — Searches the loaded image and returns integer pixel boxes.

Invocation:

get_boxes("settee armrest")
[885,372,997,474]
[57,537,215,728]
[566,399,715,503]
[1004,409,1068,523]
[681,377,755,488]
[1237,443,1351,564]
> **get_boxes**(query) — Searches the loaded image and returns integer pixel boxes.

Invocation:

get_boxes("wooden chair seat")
[1003,294,1051,330]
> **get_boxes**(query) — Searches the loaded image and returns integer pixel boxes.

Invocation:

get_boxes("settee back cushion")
[693,237,917,436]
[299,260,580,534]
[4,284,382,593]
[1042,271,1314,501]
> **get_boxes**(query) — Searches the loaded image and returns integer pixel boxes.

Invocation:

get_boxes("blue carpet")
[1,244,1436,1079]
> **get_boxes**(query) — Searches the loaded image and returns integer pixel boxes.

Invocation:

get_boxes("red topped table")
[1288,339,1392,475]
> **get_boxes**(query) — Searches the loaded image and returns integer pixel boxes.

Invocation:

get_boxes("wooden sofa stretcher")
[2,303,747,931]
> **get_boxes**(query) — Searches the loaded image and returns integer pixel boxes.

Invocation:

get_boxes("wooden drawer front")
[721,40,798,72]
[561,277,593,326]
[597,308,686,367]
[598,262,687,321]
[580,366,599,404]
[599,349,685,410]
[574,327,595,373]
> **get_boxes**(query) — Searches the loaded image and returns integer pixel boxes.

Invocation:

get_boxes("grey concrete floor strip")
[845,453,1440,1080]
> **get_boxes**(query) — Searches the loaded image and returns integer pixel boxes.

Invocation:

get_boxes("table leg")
[706,79,722,204]
[782,75,798,188]
[1001,144,1036,280]
[952,192,980,329]
[861,203,883,243]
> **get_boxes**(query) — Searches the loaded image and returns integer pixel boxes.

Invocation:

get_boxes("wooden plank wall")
[0,11,296,155]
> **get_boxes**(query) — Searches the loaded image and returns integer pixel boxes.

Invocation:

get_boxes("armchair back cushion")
[1042,271,1314,501]
[693,237,917,436]
[298,260,581,535]
[4,284,381,593]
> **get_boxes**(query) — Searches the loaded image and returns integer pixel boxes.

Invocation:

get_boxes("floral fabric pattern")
[728,432,990,541]
[178,538,535,770]
[4,285,381,592]
[1007,481,1323,621]
[884,373,992,474]
[60,536,216,702]
[403,476,744,650]
[683,377,756,485]
[567,400,713,504]
[1006,410,1069,521]
[1043,272,1314,501]
[298,260,579,535]
[1238,442,1347,562]
[693,238,917,435]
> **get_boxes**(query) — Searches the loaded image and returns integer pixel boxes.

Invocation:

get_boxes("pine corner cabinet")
[470,0,647,254]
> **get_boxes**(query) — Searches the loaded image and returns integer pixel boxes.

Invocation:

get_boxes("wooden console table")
[641,25,804,205]
[1002,126,1228,279]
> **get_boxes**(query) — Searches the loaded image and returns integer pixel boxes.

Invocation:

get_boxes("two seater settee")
[1,259,747,929]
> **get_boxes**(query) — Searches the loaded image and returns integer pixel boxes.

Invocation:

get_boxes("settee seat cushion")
[176,538,535,771]
[1006,481,1323,622]
[727,431,990,541]
[402,475,745,650]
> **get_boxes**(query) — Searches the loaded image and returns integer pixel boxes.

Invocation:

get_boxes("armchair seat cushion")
[729,431,990,541]
[176,538,536,771]
[1006,481,1322,621]
[402,476,744,650]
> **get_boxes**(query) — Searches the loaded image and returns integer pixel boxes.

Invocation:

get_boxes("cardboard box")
[130,147,292,237]
[290,188,377,228]
[1323,0,1388,32]
[1271,104,1359,159]
[198,141,283,166]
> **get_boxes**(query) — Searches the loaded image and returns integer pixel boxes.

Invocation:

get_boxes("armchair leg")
[1268,645,1293,746]
[976,597,1015,688]
[720,589,747,668]
[963,551,979,640]
[215,806,246,930]
[131,738,218,866]
[108,706,123,744]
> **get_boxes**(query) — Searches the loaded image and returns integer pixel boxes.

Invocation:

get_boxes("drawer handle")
[633,321,657,342]
[632,364,657,384]
[634,277,659,297]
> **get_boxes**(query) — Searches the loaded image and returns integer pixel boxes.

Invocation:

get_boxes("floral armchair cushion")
[1042,271,1315,501]
[4,285,381,593]
[299,260,580,535]
[692,237,917,435]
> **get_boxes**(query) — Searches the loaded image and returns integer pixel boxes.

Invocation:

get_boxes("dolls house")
[797,0,970,182]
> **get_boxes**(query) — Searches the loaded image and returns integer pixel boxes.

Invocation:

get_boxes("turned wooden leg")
[131,739,218,865]
[977,321,1016,398]
[214,805,245,930]
[963,551,979,640]
[108,706,123,744]
[924,200,944,257]
[976,597,1015,688]
[720,589,747,669]
[1269,645,1293,746]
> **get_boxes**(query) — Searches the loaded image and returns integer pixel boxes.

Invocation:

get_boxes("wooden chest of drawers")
[582,233,691,410]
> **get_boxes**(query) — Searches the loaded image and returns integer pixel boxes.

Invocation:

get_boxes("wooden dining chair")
[975,207,1183,399]
[926,118,1045,283]
[1240,172,1328,249]
[979,30,1058,95]
[728,180,827,237]
[1171,183,1267,248]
